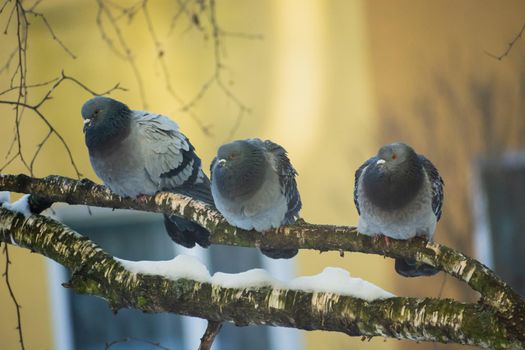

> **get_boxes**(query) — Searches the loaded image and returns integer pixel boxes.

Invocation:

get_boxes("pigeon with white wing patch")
[354,142,444,277]
[210,139,302,259]
[81,96,213,248]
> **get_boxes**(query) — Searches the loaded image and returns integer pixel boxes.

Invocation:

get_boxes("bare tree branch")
[198,321,222,350]
[1,242,25,350]
[95,0,148,108]
[486,20,525,60]
[0,71,126,177]
[0,172,524,346]
[0,204,522,349]
[105,336,172,350]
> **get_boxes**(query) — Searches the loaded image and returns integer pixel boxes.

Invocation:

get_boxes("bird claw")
[135,194,150,204]
[373,234,391,248]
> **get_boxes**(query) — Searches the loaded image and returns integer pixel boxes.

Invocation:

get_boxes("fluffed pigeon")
[353,142,444,277]
[81,96,213,248]
[210,139,302,259]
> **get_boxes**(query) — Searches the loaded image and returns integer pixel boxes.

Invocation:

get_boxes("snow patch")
[288,267,394,301]
[211,269,282,289]
[117,255,210,282]
[2,194,32,218]
[0,191,10,204]
[117,255,394,301]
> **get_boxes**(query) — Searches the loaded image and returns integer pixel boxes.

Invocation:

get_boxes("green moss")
[136,296,148,307]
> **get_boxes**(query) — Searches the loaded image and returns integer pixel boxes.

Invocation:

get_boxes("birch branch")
[0,206,521,349]
[0,173,524,345]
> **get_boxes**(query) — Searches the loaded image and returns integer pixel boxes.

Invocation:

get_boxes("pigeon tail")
[260,248,298,259]
[394,258,439,277]
[163,214,210,248]
[171,182,215,207]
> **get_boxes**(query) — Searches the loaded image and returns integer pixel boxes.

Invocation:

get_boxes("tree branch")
[1,173,524,335]
[198,321,222,350]
[0,205,521,349]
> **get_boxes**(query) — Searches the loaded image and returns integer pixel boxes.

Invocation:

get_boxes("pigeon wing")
[134,111,202,190]
[419,155,444,221]
[263,139,302,223]
[353,156,378,215]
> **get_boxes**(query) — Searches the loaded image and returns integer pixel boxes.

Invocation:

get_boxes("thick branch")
[1,173,524,342]
[0,206,521,349]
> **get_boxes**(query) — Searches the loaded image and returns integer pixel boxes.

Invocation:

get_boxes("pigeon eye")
[392,153,397,160]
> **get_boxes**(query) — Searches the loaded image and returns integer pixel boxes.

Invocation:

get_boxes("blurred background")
[1,0,525,349]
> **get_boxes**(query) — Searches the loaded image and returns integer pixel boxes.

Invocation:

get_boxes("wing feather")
[262,140,302,223]
[353,156,377,215]
[134,111,200,189]
[419,155,444,221]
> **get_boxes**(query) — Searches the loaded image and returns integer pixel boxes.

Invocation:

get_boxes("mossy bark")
[1,173,525,347]
[0,206,522,349]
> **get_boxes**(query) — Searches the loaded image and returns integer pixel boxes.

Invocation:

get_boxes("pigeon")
[210,139,302,259]
[353,142,444,277]
[81,96,213,248]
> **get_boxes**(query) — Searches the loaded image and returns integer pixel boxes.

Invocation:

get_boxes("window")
[472,152,525,296]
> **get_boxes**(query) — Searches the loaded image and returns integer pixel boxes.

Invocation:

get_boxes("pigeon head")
[363,142,424,210]
[213,140,267,200]
[81,97,132,151]
[376,142,416,170]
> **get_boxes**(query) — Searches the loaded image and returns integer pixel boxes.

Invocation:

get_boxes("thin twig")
[168,0,191,35]
[437,273,447,298]
[0,0,12,15]
[0,72,126,178]
[96,0,148,108]
[105,336,171,350]
[178,0,251,136]
[0,48,17,75]
[2,244,25,350]
[25,9,76,59]
[142,1,184,105]
[486,20,525,60]
[198,321,222,350]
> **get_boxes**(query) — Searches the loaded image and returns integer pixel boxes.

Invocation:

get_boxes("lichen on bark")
[0,173,525,348]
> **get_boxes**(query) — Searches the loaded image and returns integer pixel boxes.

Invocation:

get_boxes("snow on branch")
[0,205,522,349]
[0,173,525,347]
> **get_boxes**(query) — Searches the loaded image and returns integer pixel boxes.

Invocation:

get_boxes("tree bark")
[1,173,524,348]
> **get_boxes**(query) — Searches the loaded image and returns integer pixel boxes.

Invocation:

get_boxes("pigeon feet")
[135,194,150,204]
[373,234,391,247]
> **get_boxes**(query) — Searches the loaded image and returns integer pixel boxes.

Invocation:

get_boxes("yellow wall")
[364,1,525,349]
[1,1,525,349]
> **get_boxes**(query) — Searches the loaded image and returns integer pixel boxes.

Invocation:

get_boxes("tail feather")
[163,214,211,248]
[170,182,215,206]
[395,258,439,277]
[162,179,214,249]
[260,248,298,259]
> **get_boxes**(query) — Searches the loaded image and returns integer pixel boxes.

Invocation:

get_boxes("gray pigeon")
[353,142,444,277]
[210,139,302,259]
[81,96,213,248]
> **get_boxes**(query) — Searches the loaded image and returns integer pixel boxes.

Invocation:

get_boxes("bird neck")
[85,111,131,155]
[363,155,424,211]
[216,152,267,201]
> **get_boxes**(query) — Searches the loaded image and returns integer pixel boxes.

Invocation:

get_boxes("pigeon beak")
[376,159,386,165]
[217,159,226,167]
[83,119,92,132]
